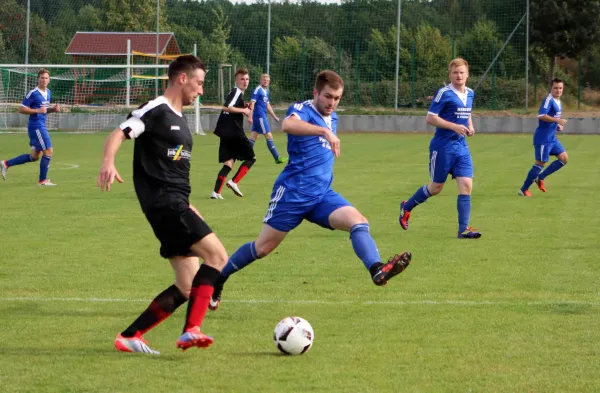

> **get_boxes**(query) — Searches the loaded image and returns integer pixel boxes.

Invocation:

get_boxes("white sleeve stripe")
[434,88,448,103]
[228,89,242,108]
[131,96,166,119]
[284,113,302,121]
[543,96,552,109]
[120,117,146,139]
[25,89,36,99]
[427,111,439,116]
[253,86,260,94]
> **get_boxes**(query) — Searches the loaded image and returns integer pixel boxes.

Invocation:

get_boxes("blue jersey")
[251,86,269,119]
[427,85,474,151]
[534,94,562,145]
[274,101,337,198]
[21,87,51,130]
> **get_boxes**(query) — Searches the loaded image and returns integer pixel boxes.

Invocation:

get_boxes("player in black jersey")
[211,68,256,199]
[97,55,228,354]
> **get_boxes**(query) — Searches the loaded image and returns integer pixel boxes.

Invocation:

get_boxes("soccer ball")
[273,316,314,355]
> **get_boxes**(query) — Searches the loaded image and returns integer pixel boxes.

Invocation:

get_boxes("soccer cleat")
[1,161,7,180]
[372,252,412,286]
[534,178,546,192]
[210,191,224,200]
[114,333,160,355]
[457,227,482,239]
[38,179,57,186]
[518,190,532,197]
[209,285,222,311]
[226,180,243,197]
[399,201,411,230]
[275,156,288,164]
[176,327,214,350]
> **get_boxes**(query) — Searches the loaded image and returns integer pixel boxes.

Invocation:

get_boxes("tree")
[102,0,167,32]
[530,0,600,83]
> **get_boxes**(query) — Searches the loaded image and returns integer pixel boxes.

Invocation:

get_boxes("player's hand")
[38,106,47,114]
[467,127,475,137]
[557,124,564,132]
[453,124,469,136]
[53,104,60,113]
[274,117,280,123]
[324,129,341,158]
[242,108,251,117]
[557,118,567,126]
[97,164,124,192]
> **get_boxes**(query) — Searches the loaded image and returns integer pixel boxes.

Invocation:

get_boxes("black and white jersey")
[120,96,193,211]
[214,87,246,138]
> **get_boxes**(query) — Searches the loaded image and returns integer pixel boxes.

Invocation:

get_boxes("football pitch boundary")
[1,297,598,307]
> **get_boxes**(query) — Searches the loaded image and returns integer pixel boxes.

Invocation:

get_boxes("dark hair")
[315,70,344,93]
[551,78,564,85]
[235,68,249,78]
[168,55,206,83]
[37,68,50,78]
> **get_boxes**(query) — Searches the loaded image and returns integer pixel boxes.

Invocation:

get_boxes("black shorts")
[145,199,213,259]
[218,136,255,163]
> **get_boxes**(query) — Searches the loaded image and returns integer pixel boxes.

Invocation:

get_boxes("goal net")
[0,64,203,134]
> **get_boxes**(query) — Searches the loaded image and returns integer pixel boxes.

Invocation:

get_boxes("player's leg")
[311,192,411,286]
[1,134,42,180]
[227,138,256,197]
[115,256,194,355]
[519,145,547,196]
[211,186,303,310]
[38,146,55,186]
[536,141,567,191]
[454,153,480,239]
[249,130,260,146]
[399,150,447,230]
[212,138,233,199]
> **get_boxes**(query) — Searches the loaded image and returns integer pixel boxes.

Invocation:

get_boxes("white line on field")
[0,297,598,307]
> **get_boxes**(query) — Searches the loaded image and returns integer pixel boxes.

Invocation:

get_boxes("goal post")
[0,63,203,134]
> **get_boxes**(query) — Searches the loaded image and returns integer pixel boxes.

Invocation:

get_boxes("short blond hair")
[448,58,469,73]
[260,74,270,79]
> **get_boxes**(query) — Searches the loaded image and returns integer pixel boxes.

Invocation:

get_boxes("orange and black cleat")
[399,201,411,230]
[372,252,412,286]
[534,178,546,192]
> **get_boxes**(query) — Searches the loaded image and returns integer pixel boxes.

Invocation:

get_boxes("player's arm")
[267,103,279,122]
[426,113,469,136]
[19,105,45,115]
[282,114,340,157]
[539,114,567,126]
[467,116,475,136]
[97,128,126,191]
[47,104,60,113]
[222,90,251,117]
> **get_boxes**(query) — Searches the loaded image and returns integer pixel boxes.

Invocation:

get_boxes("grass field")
[0,132,599,393]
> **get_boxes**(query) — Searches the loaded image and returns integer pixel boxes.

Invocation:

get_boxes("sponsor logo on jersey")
[168,145,191,161]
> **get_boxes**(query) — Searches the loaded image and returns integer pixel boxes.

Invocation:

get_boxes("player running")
[518,78,569,196]
[249,74,287,164]
[398,58,481,239]
[2,69,60,185]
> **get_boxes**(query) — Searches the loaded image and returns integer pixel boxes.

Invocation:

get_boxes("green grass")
[0,132,599,393]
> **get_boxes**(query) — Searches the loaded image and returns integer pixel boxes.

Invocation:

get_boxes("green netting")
[1,0,596,110]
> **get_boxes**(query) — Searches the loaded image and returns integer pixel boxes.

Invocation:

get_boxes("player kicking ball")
[208,70,412,311]
[518,78,568,196]
[399,58,481,239]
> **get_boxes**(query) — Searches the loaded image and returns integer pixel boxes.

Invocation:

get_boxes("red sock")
[232,165,249,183]
[216,175,226,193]
[184,285,214,330]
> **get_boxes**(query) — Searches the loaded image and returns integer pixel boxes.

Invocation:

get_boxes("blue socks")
[6,154,33,167]
[521,164,543,192]
[266,138,280,160]
[404,185,432,211]
[39,155,51,182]
[221,242,259,280]
[350,223,381,270]
[538,160,565,180]
[457,194,471,233]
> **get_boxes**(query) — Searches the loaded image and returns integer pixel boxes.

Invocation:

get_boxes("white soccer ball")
[273,316,314,355]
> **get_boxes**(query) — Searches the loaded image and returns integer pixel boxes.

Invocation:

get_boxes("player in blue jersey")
[518,78,568,196]
[1,69,60,185]
[207,70,412,311]
[249,74,287,164]
[399,58,481,239]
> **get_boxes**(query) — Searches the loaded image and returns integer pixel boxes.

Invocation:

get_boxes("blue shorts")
[429,149,473,183]
[28,127,52,152]
[251,116,271,134]
[263,186,352,232]
[534,140,565,162]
